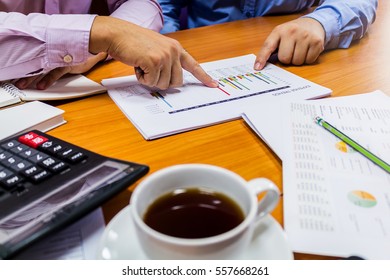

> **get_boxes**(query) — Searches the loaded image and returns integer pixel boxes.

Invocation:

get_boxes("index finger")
[180,50,218,88]
[254,32,281,70]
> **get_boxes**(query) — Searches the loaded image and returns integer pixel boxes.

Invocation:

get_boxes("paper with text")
[242,91,390,160]
[102,54,331,139]
[281,92,390,259]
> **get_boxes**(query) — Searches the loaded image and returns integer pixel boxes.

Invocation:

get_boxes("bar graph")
[146,63,292,113]
[105,54,332,139]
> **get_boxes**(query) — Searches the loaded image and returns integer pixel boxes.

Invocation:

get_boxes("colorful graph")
[247,72,277,85]
[348,190,377,208]
[335,141,355,153]
[216,71,279,95]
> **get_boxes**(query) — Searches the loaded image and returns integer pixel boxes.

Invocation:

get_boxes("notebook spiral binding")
[0,83,23,98]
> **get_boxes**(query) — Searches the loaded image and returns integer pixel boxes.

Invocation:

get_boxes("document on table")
[242,90,389,160]
[102,54,331,140]
[14,208,105,260]
[247,91,390,259]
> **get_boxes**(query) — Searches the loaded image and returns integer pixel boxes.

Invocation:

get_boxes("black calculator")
[0,130,149,259]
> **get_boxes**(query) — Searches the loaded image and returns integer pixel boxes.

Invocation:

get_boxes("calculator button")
[0,168,12,179]
[57,148,88,163]
[21,165,41,177]
[19,132,48,148]
[67,151,87,163]
[4,175,24,188]
[8,159,33,173]
[18,132,39,144]
[0,168,24,189]
[59,147,74,157]
[39,141,65,155]
[38,157,57,168]
[0,151,12,161]
[30,170,51,183]
[1,140,20,150]
[18,148,38,159]
[2,154,25,168]
[27,152,49,163]
[38,157,69,173]
[48,161,69,173]
[10,143,30,154]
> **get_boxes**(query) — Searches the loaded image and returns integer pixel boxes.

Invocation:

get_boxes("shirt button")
[63,54,73,63]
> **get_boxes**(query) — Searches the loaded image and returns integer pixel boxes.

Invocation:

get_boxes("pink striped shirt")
[0,0,163,80]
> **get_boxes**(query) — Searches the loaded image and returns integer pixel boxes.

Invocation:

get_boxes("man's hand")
[89,16,218,90]
[15,52,107,90]
[254,17,325,70]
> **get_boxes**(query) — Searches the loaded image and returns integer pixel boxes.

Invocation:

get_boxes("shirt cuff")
[45,14,96,69]
[303,9,340,50]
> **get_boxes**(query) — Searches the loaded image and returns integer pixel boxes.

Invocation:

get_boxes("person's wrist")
[89,16,112,55]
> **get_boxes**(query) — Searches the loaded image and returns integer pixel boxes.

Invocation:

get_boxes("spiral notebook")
[0,75,106,108]
[0,83,21,108]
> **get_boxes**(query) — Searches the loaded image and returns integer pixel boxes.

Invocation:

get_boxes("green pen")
[314,116,390,174]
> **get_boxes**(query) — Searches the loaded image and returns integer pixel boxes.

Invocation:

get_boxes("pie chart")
[348,190,377,208]
[335,141,355,153]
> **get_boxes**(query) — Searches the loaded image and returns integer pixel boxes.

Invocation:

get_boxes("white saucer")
[97,205,294,260]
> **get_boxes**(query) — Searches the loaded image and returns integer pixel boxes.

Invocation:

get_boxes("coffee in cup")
[143,187,245,239]
[130,164,280,259]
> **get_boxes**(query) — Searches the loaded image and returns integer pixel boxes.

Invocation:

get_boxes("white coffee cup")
[130,164,280,259]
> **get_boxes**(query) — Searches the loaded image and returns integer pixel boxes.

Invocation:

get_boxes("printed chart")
[140,63,291,115]
[104,54,331,139]
[283,98,390,259]
[348,190,377,208]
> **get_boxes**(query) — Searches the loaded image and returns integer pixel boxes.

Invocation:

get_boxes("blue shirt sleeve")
[158,0,187,33]
[303,0,378,49]
[158,0,378,50]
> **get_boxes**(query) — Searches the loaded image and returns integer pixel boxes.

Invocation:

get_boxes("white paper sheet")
[242,90,390,160]
[242,90,390,259]
[102,54,331,140]
[280,92,390,259]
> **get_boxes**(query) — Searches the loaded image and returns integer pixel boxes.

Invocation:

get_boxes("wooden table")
[49,1,389,260]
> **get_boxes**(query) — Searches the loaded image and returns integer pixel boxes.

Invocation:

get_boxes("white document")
[102,54,331,140]
[242,91,390,160]
[279,92,390,259]
[14,208,105,260]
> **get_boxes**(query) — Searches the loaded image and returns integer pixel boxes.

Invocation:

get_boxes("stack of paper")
[243,90,390,259]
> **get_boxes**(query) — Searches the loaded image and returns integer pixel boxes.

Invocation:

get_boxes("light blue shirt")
[158,0,378,50]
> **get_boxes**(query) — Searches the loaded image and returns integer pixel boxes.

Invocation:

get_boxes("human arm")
[254,0,378,70]
[89,16,217,89]
[5,0,164,89]
[14,0,164,89]
[2,2,215,90]
[0,12,96,83]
